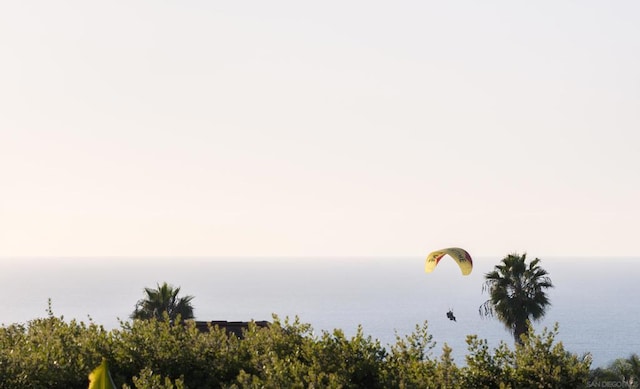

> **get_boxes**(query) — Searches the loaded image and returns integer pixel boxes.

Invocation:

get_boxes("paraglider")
[425,247,473,276]
[424,247,473,322]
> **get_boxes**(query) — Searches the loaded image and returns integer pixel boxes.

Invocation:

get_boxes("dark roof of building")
[193,320,270,338]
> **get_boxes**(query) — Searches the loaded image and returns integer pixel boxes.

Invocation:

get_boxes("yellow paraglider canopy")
[425,247,473,276]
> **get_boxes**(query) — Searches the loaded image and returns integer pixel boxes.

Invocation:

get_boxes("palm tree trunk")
[514,321,529,345]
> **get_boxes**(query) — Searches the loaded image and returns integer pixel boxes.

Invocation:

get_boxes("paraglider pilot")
[446,310,456,322]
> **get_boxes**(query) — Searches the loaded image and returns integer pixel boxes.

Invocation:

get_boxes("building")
[193,320,270,338]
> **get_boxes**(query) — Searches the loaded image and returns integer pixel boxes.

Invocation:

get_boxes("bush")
[0,303,111,389]
[461,324,592,388]
[589,354,639,388]
[0,309,596,389]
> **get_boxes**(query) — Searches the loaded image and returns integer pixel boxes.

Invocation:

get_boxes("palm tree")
[131,282,195,322]
[479,253,553,345]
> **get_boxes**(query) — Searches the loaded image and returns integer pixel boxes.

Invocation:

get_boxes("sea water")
[0,256,638,367]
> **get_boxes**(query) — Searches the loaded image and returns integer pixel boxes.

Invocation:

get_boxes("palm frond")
[131,282,195,321]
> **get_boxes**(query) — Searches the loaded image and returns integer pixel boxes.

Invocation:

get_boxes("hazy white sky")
[1,1,639,257]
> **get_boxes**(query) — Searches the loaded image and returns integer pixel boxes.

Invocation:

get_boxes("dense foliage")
[0,308,597,388]
[589,354,640,389]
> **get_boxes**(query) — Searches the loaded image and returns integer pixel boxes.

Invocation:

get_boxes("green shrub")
[461,324,591,388]
[381,321,439,388]
[110,316,241,388]
[0,306,111,389]
[123,367,186,389]
[0,309,599,389]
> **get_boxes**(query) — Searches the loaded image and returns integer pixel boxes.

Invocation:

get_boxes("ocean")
[1,256,638,368]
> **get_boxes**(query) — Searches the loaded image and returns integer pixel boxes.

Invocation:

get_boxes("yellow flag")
[88,359,116,389]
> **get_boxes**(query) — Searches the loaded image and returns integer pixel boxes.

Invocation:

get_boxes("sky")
[1,1,639,258]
